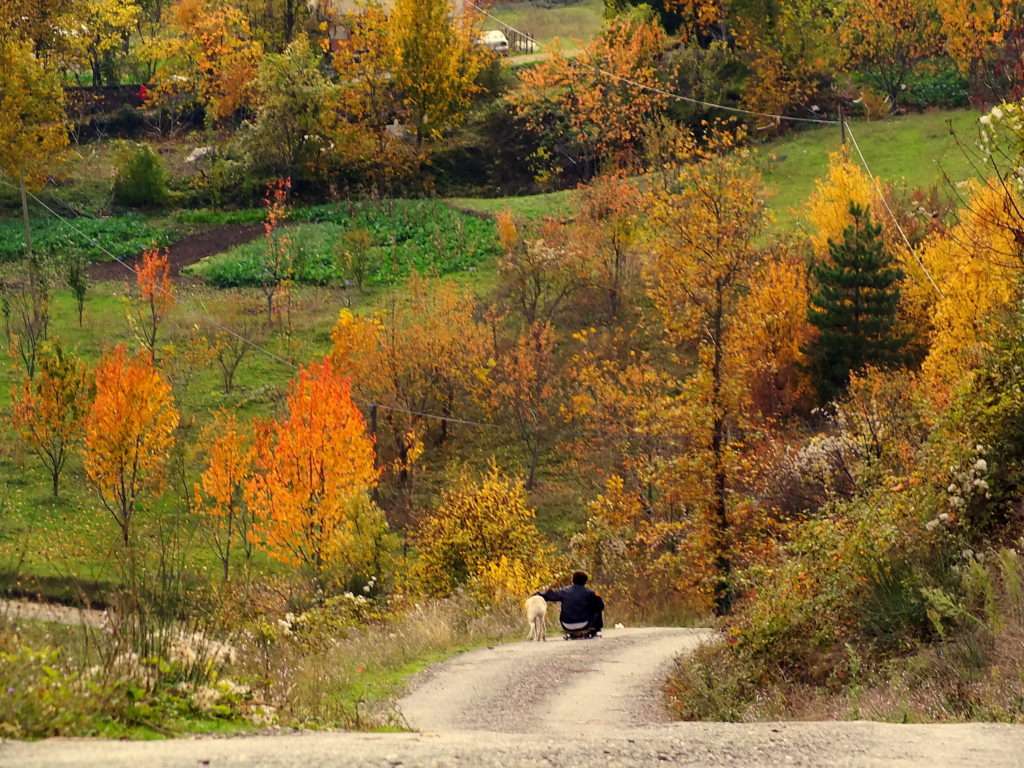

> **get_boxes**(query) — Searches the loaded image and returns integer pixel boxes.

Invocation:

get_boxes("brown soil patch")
[89,222,264,281]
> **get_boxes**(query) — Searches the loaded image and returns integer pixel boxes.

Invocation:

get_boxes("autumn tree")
[645,127,767,615]
[937,0,1024,104]
[151,0,263,125]
[74,0,142,88]
[84,346,179,547]
[733,0,839,120]
[258,178,293,326]
[130,248,173,364]
[730,248,816,419]
[0,39,68,258]
[839,0,943,107]
[807,205,906,402]
[413,463,553,596]
[245,358,379,585]
[571,174,644,320]
[10,343,91,497]
[564,330,693,511]
[918,180,1022,403]
[330,278,489,510]
[606,0,722,38]
[240,0,311,51]
[479,322,560,489]
[195,413,253,582]
[332,2,412,193]
[513,17,667,180]
[390,0,487,148]
[496,213,581,328]
[806,151,875,259]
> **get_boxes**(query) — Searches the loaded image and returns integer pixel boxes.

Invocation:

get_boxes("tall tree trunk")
[711,286,732,617]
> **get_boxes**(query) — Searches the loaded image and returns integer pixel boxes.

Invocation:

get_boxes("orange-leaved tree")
[10,342,91,497]
[570,173,644,320]
[131,248,174,364]
[259,177,292,326]
[513,17,667,180]
[150,0,263,125]
[330,277,488,514]
[195,412,253,583]
[245,358,379,584]
[84,345,179,547]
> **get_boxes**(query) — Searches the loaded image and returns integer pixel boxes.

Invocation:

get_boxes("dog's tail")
[533,613,545,642]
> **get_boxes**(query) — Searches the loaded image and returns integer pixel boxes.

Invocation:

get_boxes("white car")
[479,30,510,56]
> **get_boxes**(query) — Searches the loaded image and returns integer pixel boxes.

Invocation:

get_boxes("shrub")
[112,142,170,208]
[413,463,553,598]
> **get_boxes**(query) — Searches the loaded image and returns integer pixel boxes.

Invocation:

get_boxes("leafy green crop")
[0,215,171,263]
[188,201,499,287]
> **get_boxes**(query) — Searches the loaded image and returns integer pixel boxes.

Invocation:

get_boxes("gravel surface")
[5,625,1024,767]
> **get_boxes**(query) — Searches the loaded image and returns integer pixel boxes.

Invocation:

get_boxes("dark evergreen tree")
[806,204,906,402]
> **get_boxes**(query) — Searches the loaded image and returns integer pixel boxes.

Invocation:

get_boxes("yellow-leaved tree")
[413,462,553,602]
[919,181,1022,404]
[0,39,68,255]
[389,0,487,148]
[729,247,816,420]
[644,125,767,615]
[806,151,875,258]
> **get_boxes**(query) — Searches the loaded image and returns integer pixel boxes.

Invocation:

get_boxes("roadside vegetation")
[2,0,1024,740]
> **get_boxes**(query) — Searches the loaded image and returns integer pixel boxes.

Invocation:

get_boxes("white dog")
[525,594,547,642]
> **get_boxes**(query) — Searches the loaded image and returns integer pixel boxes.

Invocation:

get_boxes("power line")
[843,122,944,298]
[466,0,838,127]
[1,178,496,428]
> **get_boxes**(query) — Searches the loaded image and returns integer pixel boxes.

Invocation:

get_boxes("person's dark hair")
[572,570,588,586]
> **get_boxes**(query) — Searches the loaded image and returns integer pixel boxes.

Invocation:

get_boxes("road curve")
[5,626,1024,767]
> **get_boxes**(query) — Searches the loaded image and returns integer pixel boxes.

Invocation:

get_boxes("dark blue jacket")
[537,584,604,624]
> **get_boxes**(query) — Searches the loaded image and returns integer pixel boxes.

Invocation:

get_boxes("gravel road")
[4,626,1024,767]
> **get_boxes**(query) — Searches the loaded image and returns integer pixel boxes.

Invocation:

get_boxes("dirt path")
[399,626,707,733]
[88,222,263,281]
[0,598,107,629]
[4,627,1024,767]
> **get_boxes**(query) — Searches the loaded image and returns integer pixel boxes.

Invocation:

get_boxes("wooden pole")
[19,176,33,259]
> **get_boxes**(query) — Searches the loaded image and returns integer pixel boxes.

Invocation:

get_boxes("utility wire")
[1,178,496,428]
[844,122,944,298]
[466,0,838,126]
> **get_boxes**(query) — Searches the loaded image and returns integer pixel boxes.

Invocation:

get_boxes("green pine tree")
[806,204,906,402]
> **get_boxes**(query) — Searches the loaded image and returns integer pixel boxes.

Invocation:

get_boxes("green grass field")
[450,109,983,226]
[488,0,605,46]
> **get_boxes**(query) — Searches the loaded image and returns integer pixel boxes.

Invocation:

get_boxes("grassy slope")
[450,110,982,224]
[488,0,605,46]
[0,108,983,592]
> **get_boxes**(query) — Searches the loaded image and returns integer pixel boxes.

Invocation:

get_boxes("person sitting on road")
[535,571,604,636]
